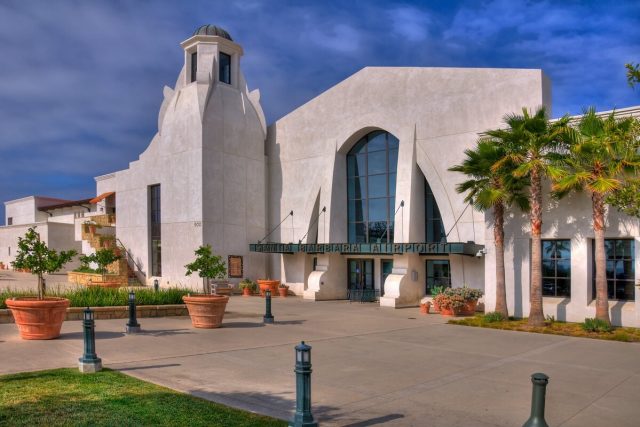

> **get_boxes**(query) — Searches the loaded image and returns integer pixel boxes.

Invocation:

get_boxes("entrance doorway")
[426,259,451,294]
[348,259,376,302]
[381,259,393,297]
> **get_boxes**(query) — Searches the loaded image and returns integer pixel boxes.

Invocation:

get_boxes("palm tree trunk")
[528,169,545,326]
[494,202,508,317]
[592,192,611,325]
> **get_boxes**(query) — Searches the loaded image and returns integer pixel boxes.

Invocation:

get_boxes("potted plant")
[257,278,280,297]
[83,220,101,235]
[99,235,116,249]
[6,227,77,339]
[278,283,289,297]
[433,287,483,317]
[429,285,445,312]
[419,297,431,314]
[238,279,257,297]
[184,245,229,328]
[80,248,122,287]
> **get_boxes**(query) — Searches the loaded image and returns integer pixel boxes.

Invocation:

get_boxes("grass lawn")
[0,368,286,426]
[449,315,640,342]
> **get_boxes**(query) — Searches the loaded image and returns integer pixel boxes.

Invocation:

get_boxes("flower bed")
[433,287,483,316]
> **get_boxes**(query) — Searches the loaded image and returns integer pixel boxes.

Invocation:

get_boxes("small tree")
[11,227,77,299]
[80,248,121,282]
[185,245,227,294]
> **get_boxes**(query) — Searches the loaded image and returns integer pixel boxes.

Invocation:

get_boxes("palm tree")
[450,140,529,318]
[553,108,640,325]
[490,107,570,326]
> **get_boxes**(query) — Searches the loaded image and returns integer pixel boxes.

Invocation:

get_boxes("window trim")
[541,239,571,298]
[592,238,635,301]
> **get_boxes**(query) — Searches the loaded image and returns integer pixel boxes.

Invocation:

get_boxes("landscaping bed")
[0,368,285,426]
[449,314,640,342]
[0,287,191,323]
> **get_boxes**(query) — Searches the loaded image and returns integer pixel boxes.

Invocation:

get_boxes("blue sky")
[0,0,639,221]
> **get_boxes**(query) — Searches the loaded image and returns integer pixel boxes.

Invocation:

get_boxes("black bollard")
[125,291,141,333]
[78,307,102,373]
[522,373,549,427]
[153,278,159,292]
[290,341,318,427]
[263,289,274,324]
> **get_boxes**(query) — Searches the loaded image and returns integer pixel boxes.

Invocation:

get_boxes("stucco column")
[304,254,347,300]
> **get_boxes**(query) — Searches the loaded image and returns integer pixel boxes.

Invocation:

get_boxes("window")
[149,184,161,276]
[7,217,12,226]
[426,260,451,294]
[219,52,231,84]
[593,239,635,300]
[425,180,445,243]
[347,131,399,243]
[190,52,197,83]
[542,240,571,297]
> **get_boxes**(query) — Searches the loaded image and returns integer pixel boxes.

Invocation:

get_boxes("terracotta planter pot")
[420,302,430,314]
[5,297,70,340]
[183,294,229,328]
[257,280,279,297]
[431,301,440,313]
[242,287,253,297]
[278,287,288,297]
[439,306,457,317]
[89,225,97,234]
[458,299,478,316]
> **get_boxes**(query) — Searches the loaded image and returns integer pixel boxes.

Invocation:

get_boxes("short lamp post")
[153,278,159,292]
[290,341,317,427]
[125,291,141,334]
[522,373,550,427]
[263,289,274,324]
[78,307,102,373]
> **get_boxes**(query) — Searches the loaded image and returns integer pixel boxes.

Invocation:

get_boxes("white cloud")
[389,6,431,42]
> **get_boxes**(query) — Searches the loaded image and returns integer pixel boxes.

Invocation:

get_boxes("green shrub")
[1,287,190,309]
[581,318,613,333]
[483,312,506,323]
[73,266,98,274]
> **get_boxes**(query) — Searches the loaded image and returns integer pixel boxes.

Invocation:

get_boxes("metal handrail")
[115,238,145,275]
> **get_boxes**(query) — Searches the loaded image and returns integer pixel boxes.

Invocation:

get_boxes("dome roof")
[192,24,233,41]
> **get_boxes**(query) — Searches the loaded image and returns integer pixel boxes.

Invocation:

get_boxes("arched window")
[425,179,446,243]
[347,131,399,243]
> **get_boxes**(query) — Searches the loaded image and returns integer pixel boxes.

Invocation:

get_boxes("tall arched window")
[347,131,399,243]
[425,179,446,243]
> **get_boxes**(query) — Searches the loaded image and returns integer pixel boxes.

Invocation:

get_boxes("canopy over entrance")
[249,242,484,256]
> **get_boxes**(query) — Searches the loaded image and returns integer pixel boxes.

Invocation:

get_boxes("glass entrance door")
[348,259,374,290]
[381,259,393,297]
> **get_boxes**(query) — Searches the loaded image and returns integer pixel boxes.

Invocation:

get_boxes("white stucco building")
[1,25,638,325]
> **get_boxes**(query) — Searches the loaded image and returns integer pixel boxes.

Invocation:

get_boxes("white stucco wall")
[484,185,640,326]
[267,67,550,306]
[112,34,266,288]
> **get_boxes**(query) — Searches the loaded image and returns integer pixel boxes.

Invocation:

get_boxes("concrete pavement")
[1,297,639,426]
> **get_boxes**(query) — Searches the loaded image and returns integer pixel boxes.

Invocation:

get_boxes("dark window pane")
[542,260,555,277]
[348,177,366,200]
[593,239,635,300]
[367,131,386,152]
[348,199,366,222]
[349,223,366,243]
[190,52,197,83]
[556,260,571,278]
[368,151,386,175]
[219,52,231,84]
[368,174,387,198]
[389,197,396,219]
[388,134,399,149]
[542,279,556,296]
[606,261,616,279]
[556,279,570,297]
[368,221,387,242]
[389,149,398,172]
[389,173,396,196]
[542,241,555,258]
[556,240,571,259]
[368,198,387,222]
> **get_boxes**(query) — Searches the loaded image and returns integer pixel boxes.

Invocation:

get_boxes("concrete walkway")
[1,297,639,426]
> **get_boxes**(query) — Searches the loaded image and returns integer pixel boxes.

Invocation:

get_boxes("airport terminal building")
[2,26,639,325]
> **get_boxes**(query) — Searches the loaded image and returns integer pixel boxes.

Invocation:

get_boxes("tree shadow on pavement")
[139,329,194,337]
[59,331,125,340]
[117,363,181,371]
[188,388,342,423]
[221,322,265,329]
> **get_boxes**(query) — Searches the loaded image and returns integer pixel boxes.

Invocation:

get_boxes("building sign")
[249,242,484,256]
[228,255,243,278]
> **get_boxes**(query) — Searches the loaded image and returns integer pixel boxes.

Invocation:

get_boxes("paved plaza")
[1,296,639,426]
